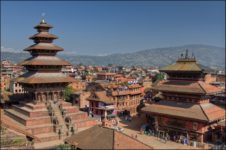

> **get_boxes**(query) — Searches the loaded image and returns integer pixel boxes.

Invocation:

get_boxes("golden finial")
[40,13,46,24]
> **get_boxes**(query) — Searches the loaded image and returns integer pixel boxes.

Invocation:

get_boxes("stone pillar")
[199,134,204,143]
[104,110,107,119]
[155,116,159,132]
[37,93,41,102]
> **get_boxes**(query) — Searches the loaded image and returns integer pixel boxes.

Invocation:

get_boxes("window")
[193,122,198,130]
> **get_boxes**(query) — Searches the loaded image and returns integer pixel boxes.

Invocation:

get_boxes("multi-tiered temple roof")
[15,18,75,104]
[142,50,224,123]
[18,19,74,85]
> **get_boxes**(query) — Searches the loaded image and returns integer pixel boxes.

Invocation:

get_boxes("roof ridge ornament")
[185,49,189,59]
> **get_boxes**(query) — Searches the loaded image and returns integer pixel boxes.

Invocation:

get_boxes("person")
[173,135,176,142]
[89,110,92,117]
[115,118,119,126]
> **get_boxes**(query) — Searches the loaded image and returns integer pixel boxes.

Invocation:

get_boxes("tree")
[108,64,113,67]
[152,73,165,83]
[63,86,74,102]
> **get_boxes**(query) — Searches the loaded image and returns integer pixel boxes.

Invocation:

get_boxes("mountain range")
[1,44,225,70]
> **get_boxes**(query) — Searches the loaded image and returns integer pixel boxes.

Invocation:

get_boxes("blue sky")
[1,1,225,55]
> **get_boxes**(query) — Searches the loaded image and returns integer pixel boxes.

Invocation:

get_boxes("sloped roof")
[65,125,114,149]
[65,125,152,149]
[152,80,222,94]
[160,58,202,72]
[17,72,75,84]
[87,91,114,104]
[128,84,141,89]
[142,100,225,122]
[19,56,71,66]
[24,43,63,51]
[34,23,53,29]
[29,32,58,39]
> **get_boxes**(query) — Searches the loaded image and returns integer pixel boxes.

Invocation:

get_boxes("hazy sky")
[1,1,225,55]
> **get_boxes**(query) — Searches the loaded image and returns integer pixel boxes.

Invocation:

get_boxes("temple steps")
[4,109,52,126]
[4,101,99,145]
[26,124,54,135]
[11,105,49,117]
[19,102,47,110]
[60,101,72,107]
[62,106,80,113]
[4,109,29,125]
[66,111,87,121]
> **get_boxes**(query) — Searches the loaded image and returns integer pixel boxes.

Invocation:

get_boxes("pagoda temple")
[142,50,225,144]
[17,18,75,102]
[3,18,98,147]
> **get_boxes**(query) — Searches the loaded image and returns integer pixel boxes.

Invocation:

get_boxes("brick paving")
[117,115,197,149]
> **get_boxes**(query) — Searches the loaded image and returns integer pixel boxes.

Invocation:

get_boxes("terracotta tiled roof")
[128,84,141,89]
[19,56,71,66]
[200,103,225,121]
[17,72,75,84]
[34,23,53,29]
[24,43,63,51]
[65,125,153,149]
[88,91,114,104]
[198,81,222,94]
[141,100,225,122]
[152,80,222,94]
[160,59,202,72]
[29,32,58,39]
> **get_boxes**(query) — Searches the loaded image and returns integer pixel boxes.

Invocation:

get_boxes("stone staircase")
[50,101,68,136]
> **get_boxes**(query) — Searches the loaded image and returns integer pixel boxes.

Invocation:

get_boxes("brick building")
[9,79,25,94]
[87,91,115,117]
[96,72,116,80]
[107,83,143,115]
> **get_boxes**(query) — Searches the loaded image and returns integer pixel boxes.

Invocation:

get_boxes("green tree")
[152,73,165,83]
[59,144,76,150]
[63,86,74,102]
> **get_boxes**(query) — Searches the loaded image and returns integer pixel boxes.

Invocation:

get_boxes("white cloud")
[1,46,18,53]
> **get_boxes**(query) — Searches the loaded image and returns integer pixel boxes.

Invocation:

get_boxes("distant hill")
[1,44,225,70]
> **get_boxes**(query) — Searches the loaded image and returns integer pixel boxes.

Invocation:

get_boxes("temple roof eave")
[23,43,64,51]
[19,57,71,66]
[34,23,53,29]
[151,87,205,95]
[87,98,114,105]
[29,32,58,40]
[16,72,75,84]
[141,101,225,123]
